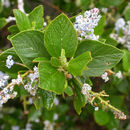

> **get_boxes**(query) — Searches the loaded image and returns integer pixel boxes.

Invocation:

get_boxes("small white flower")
[115,71,123,79]
[6,55,15,69]
[101,72,109,82]
[12,92,17,98]
[54,97,59,106]
[28,98,33,104]
[3,88,8,94]
[18,0,25,13]
[115,18,125,32]
[95,107,99,111]
[81,83,92,95]
[44,22,47,26]
[101,8,108,13]
[16,75,22,85]
[53,113,58,121]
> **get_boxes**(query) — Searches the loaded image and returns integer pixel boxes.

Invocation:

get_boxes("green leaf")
[73,79,87,115]
[75,40,124,76]
[94,15,105,35]
[28,5,44,30]
[51,57,61,67]
[0,48,27,78]
[123,50,130,72]
[0,18,7,29]
[44,13,78,58]
[33,57,49,63]
[13,9,31,31]
[39,62,66,94]
[8,25,19,34]
[124,8,130,21]
[34,89,56,110]
[64,86,73,96]
[28,106,42,122]
[7,25,19,40]
[94,110,110,126]
[10,30,50,69]
[67,51,92,76]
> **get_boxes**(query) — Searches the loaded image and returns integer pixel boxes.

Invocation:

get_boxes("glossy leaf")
[44,14,78,58]
[75,40,124,76]
[10,30,50,69]
[28,5,44,30]
[13,9,31,31]
[67,51,92,76]
[39,62,66,94]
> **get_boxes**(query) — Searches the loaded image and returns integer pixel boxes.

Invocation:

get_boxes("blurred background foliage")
[0,0,130,130]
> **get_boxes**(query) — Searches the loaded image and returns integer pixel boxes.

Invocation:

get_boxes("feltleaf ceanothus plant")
[0,5,126,120]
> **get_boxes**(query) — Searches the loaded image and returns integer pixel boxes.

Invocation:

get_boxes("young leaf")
[0,18,7,29]
[64,86,73,96]
[33,57,49,63]
[10,30,50,69]
[44,13,78,58]
[13,9,31,31]
[67,51,92,76]
[73,80,88,115]
[39,62,66,94]
[75,40,124,76]
[7,25,19,40]
[51,57,61,67]
[0,48,27,78]
[28,5,44,30]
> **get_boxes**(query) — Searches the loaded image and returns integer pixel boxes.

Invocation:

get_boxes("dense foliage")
[0,0,130,130]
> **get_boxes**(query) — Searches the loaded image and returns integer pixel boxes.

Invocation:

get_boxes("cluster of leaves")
[0,0,130,129]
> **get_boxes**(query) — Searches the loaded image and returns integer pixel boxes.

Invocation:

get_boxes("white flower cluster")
[101,8,108,14]
[0,71,9,89]
[1,0,10,8]
[5,0,26,23]
[81,83,92,95]
[110,18,130,50]
[0,74,22,107]
[6,55,15,69]
[17,0,25,13]
[44,120,54,130]
[101,72,109,82]
[6,16,16,23]
[23,123,32,130]
[24,66,39,96]
[11,125,20,130]
[115,71,123,79]
[74,8,101,41]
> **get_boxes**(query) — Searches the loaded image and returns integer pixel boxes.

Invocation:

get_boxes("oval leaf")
[44,14,78,58]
